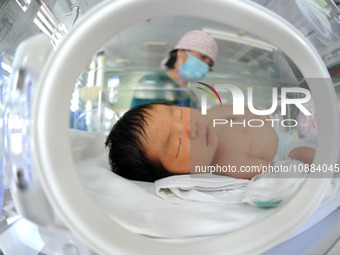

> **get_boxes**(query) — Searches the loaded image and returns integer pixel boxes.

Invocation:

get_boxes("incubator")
[1,0,340,254]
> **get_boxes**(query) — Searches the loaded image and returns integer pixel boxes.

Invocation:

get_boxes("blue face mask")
[178,51,209,82]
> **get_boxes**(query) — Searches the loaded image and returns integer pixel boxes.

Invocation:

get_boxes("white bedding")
[76,153,277,238]
[155,159,310,208]
[155,174,248,204]
[70,129,340,239]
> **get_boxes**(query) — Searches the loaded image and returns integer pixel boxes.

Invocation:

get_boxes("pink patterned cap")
[175,30,218,63]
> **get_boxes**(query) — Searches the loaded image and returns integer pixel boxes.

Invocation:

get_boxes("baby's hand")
[288,147,315,166]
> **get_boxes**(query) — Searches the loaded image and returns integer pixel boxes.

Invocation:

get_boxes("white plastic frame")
[33,0,339,254]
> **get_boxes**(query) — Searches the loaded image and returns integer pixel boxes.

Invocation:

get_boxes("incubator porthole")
[14,0,338,254]
[60,12,331,250]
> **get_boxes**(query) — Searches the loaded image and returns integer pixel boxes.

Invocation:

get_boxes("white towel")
[155,174,249,204]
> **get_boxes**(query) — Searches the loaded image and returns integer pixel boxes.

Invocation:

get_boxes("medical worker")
[130,30,218,108]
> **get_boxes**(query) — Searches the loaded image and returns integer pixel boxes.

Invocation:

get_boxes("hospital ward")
[1,0,340,254]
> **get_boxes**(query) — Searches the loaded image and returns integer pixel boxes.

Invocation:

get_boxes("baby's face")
[142,104,219,174]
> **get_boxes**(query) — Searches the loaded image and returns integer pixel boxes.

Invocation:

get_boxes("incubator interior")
[69,16,308,134]
[1,0,340,254]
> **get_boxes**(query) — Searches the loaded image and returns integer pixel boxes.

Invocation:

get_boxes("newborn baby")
[105,102,315,182]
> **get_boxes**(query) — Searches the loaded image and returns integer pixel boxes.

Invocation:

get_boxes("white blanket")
[154,159,340,208]
[154,161,307,207]
[76,153,277,238]
[155,174,248,204]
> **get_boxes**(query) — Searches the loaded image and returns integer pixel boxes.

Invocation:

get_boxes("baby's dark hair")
[105,103,174,182]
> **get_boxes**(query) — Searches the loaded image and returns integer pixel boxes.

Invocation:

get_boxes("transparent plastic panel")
[0,50,4,216]
[3,69,34,191]
[69,16,304,133]
[252,0,340,68]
